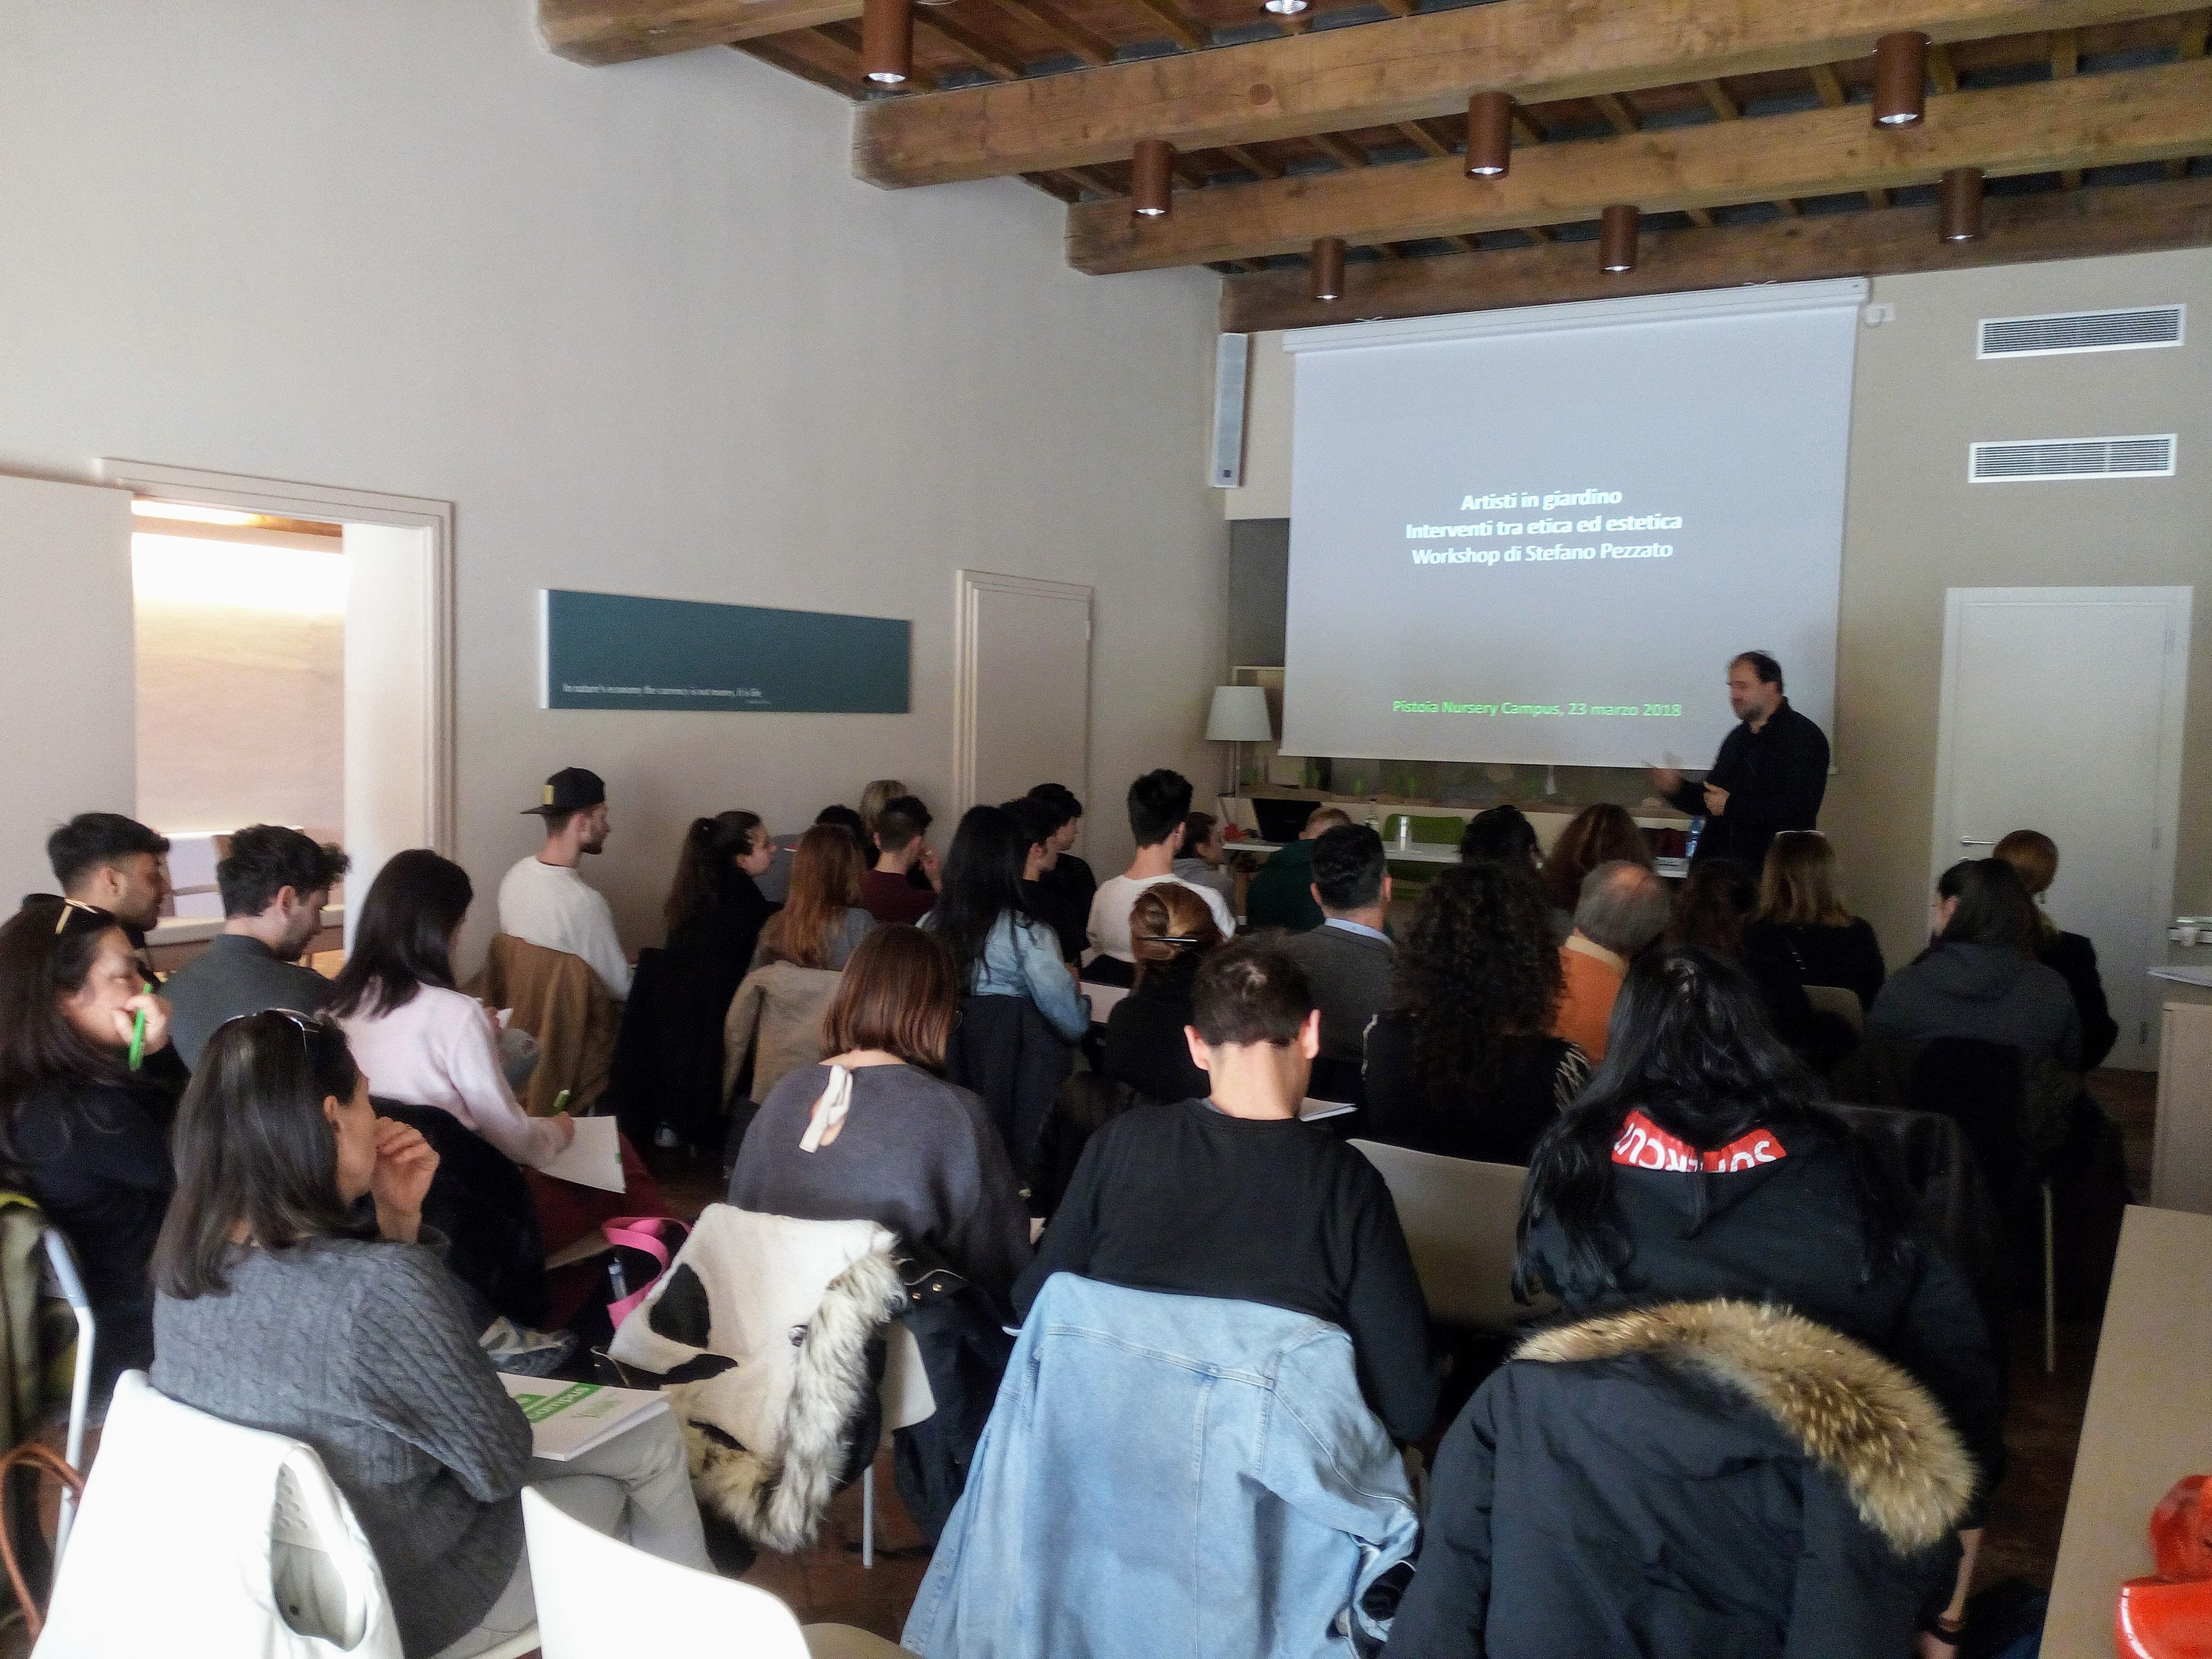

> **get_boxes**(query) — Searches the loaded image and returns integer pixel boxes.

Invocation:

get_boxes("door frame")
[1929,584,2191,1061]
[952,568,1093,817]
[98,458,457,858]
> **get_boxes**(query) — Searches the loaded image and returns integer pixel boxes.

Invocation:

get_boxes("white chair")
[1803,983,1866,1036]
[39,1228,95,1566]
[861,1318,937,1569]
[522,1487,917,1658]
[39,1370,516,1659]
[1349,1141,1544,1336]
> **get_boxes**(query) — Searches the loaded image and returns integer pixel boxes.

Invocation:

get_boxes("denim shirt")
[904,1272,1421,1659]
[963,911,1091,1042]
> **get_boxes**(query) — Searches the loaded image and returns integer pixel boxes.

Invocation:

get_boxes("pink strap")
[604,1217,686,1328]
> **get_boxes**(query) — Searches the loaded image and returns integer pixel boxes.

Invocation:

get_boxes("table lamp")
[1206,685,1275,796]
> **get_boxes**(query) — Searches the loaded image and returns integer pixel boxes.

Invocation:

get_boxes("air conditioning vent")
[1970,435,2176,483]
[1978,305,2183,358]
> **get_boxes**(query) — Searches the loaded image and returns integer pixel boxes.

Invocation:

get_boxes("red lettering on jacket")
[1611,1110,1786,1172]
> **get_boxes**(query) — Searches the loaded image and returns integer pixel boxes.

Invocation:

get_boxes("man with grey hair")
[1551,860,1672,1062]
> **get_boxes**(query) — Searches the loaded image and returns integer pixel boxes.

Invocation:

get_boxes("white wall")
[0,2,1225,961]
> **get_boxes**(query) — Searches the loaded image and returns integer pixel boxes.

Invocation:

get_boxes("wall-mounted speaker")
[1210,333,1250,488]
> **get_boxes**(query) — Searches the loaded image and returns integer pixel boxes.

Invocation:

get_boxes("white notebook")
[498,1374,668,1462]
[533,1115,625,1194]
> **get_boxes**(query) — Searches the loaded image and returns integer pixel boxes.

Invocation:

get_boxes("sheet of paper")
[2150,966,2212,987]
[534,1114,625,1193]
[1084,983,1130,1023]
[497,1373,667,1462]
[1298,1098,1358,1122]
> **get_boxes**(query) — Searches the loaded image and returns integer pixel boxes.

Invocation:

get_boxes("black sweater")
[1665,699,1830,873]
[1016,1097,1438,1441]
[1362,1015,1587,1166]
[1099,962,1208,1104]
[13,1075,178,1393]
[1748,917,1887,1012]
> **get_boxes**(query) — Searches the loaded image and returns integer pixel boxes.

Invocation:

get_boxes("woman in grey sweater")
[151,1010,709,1659]
[730,926,1032,1316]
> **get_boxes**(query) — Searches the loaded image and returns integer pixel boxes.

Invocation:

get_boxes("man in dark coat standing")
[1652,651,1830,873]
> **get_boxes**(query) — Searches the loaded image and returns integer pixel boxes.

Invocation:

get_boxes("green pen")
[127,983,150,1072]
[552,1089,571,1115]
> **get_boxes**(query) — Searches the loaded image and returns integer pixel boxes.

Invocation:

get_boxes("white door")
[0,475,137,909]
[1930,586,2191,1070]
[953,572,1093,823]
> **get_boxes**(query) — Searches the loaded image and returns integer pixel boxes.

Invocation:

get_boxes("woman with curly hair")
[1362,861,1589,1164]
[1539,803,1652,938]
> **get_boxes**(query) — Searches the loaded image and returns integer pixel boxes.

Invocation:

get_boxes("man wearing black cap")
[497,767,630,999]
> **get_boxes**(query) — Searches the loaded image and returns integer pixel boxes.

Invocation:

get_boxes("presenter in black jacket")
[1652,651,1829,874]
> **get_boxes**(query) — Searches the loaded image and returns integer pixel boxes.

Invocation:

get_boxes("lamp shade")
[1205,685,1275,742]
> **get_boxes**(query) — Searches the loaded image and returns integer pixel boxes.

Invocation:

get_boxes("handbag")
[603,1216,690,1329]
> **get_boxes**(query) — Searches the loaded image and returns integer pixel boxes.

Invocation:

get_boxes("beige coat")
[722,961,843,1107]
[466,933,619,1117]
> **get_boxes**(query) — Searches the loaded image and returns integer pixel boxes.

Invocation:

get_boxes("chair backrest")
[1804,983,1866,1035]
[882,1318,936,1434]
[523,1487,810,1659]
[1350,1140,1535,1334]
[40,1371,402,1658]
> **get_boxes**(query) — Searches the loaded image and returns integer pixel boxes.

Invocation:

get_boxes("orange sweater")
[1553,937,1627,1063]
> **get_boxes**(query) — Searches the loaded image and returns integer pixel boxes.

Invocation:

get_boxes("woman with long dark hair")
[925,805,1090,1043]
[1516,946,2002,1653]
[1870,859,2081,1065]
[1668,858,1850,1068]
[152,1011,707,1659]
[0,898,177,1395]
[753,824,873,970]
[729,926,1030,1311]
[331,850,575,1167]
[1749,830,1886,1012]
[1539,803,1650,934]
[1362,861,1589,1164]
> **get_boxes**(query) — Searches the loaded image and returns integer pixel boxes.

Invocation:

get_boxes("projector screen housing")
[1278,280,1863,768]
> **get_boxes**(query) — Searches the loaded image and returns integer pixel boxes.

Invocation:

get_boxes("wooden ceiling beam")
[1221,143,1286,179]
[1069,55,2212,271]
[1222,174,2212,332]
[1397,121,1453,158]
[1310,132,1372,168]
[1123,0,1212,51]
[851,0,2182,188]
[981,0,1115,65]
[920,13,1028,80]
[1928,41,1962,91]
[544,0,866,60]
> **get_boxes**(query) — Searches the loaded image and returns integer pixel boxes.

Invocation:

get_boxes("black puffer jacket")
[1519,1120,2005,1514]
[1385,1301,1972,1659]
[1870,940,2082,1068]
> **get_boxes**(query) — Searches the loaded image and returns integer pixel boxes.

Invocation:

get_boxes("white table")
[1227,838,1688,879]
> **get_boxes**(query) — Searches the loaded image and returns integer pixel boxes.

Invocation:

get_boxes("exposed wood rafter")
[849,0,2181,188]
[1221,175,2212,332]
[1067,55,2212,272]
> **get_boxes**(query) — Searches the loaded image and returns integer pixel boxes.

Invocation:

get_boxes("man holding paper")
[1650,651,1829,874]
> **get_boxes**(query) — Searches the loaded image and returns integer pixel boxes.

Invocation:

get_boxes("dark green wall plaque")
[540,589,910,714]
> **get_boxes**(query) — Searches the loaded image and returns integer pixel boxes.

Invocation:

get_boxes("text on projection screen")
[1278,288,1857,768]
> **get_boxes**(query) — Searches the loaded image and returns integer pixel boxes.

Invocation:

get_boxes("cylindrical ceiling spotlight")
[1873,31,1928,127]
[1311,237,1346,302]
[861,0,912,84]
[1939,166,1984,242]
[1262,0,1310,14]
[1132,139,1174,219]
[1599,204,1639,273]
[1465,91,1513,178]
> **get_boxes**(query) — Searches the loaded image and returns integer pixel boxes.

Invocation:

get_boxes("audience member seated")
[1025,782,1096,953]
[1516,946,2004,1644]
[1538,802,1651,942]
[1277,823,1395,1095]
[1871,859,2082,1068]
[41,812,172,966]
[1993,829,2119,1069]
[813,803,869,853]
[332,851,577,1169]
[728,926,1031,1316]
[753,824,874,971]
[162,824,349,1068]
[497,766,631,1001]
[0,898,178,1397]
[1003,795,1082,964]
[1242,804,1351,932]
[859,777,909,840]
[1363,862,1590,1165]
[650,811,776,1144]
[1457,803,1541,876]
[1387,1299,1972,1659]
[1100,883,1225,1104]
[1086,770,1236,981]
[1669,858,1853,1070]
[859,794,939,926]
[150,1011,709,1659]
[1551,860,1672,1064]
[1170,810,1234,900]
[1020,941,1436,1442]
[1748,830,1887,1013]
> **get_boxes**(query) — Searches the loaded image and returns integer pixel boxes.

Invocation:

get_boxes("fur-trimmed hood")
[1516,1300,1974,1553]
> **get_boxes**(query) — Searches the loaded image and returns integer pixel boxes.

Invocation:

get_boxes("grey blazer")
[1278,923,1396,1064]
